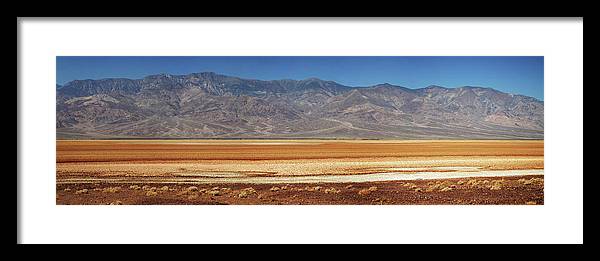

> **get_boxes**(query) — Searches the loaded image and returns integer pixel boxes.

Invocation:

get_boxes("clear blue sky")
[57,56,544,100]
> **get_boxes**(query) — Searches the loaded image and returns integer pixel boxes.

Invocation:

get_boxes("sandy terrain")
[56,140,543,205]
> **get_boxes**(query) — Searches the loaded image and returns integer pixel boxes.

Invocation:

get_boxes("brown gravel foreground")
[56,175,544,205]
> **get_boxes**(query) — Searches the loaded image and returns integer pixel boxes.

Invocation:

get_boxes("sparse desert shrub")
[522,178,541,185]
[358,186,378,196]
[204,187,221,196]
[129,185,141,190]
[489,184,502,190]
[177,187,198,196]
[238,187,257,198]
[75,189,88,194]
[426,183,441,192]
[299,186,322,191]
[160,186,169,191]
[426,181,453,192]
[206,190,220,196]
[358,189,370,196]
[142,185,151,190]
[270,186,280,192]
[403,183,417,189]
[242,187,256,194]
[220,187,231,193]
[489,180,504,190]
[102,187,121,193]
[324,187,341,194]
[466,179,480,188]
[145,191,158,196]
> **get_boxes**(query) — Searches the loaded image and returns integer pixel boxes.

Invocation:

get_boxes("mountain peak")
[144,73,174,79]
[460,85,493,90]
[57,72,544,139]
[302,77,325,82]
[424,85,448,89]
[372,83,406,88]
[198,71,219,77]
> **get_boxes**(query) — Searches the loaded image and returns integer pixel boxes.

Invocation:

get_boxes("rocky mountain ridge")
[57,72,543,139]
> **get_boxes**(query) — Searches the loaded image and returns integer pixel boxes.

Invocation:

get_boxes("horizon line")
[56,71,544,101]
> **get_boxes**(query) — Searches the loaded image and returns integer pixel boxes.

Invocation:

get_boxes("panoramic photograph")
[55,56,544,205]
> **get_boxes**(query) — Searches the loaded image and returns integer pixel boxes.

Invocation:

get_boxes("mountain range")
[56,72,544,139]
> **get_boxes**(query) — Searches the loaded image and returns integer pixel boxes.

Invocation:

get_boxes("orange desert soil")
[56,140,543,205]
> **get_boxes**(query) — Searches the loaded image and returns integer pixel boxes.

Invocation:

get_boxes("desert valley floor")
[56,140,544,205]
